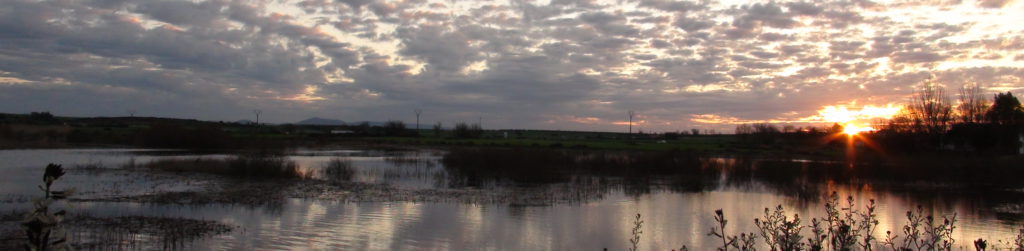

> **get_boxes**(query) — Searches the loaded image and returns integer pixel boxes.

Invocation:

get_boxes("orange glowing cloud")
[811,104,903,124]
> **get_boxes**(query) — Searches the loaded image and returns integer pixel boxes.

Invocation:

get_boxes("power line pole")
[414,109,422,136]
[253,109,262,125]
[628,110,635,140]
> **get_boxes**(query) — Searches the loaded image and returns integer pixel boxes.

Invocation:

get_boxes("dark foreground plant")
[629,214,642,251]
[755,205,802,251]
[709,209,757,251]
[632,191,1022,251]
[22,163,74,250]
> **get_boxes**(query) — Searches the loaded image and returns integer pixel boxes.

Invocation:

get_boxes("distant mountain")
[297,117,346,126]
[235,119,255,124]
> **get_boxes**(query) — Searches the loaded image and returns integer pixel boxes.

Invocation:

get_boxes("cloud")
[0,0,1020,132]
[978,0,1013,8]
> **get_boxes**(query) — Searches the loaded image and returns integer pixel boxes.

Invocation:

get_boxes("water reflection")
[0,149,1022,250]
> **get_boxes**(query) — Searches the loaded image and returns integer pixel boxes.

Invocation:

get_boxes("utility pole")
[414,109,422,130]
[628,110,635,139]
[253,109,262,125]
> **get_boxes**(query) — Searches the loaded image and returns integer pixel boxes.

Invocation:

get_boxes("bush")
[453,122,483,138]
[323,158,356,182]
[141,155,301,179]
[383,120,408,137]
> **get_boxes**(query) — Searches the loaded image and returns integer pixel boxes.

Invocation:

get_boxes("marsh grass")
[323,158,356,182]
[140,155,303,179]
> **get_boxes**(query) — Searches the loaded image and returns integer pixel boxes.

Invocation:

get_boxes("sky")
[1,0,1022,132]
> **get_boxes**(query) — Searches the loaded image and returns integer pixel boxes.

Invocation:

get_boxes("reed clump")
[140,155,301,179]
[323,158,356,182]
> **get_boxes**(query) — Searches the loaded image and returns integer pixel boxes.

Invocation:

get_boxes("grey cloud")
[739,61,786,69]
[749,50,780,59]
[785,2,824,16]
[579,11,640,36]
[892,51,948,63]
[135,1,224,27]
[674,15,713,32]
[758,32,790,41]
[978,0,1012,8]
[397,25,481,73]
[638,0,702,12]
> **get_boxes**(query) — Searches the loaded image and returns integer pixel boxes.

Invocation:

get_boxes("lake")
[1,148,1022,250]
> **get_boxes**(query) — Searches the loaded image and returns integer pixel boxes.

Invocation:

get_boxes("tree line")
[734,81,1024,154]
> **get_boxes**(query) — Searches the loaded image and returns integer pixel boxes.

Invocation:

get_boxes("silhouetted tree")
[985,92,1024,125]
[905,81,953,134]
[453,122,483,138]
[27,112,59,124]
[352,122,371,135]
[957,84,988,124]
[433,122,443,137]
[383,120,407,136]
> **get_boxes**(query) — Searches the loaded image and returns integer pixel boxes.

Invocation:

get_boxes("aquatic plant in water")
[22,163,74,250]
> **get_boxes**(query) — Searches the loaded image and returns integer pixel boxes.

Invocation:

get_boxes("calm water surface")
[1,149,1022,250]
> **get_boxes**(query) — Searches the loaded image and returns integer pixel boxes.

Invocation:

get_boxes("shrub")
[142,155,301,179]
[323,158,356,182]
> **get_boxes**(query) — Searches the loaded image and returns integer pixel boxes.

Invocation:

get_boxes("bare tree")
[957,84,988,124]
[907,80,953,134]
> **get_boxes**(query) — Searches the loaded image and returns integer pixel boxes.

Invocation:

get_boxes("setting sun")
[817,104,902,124]
[842,123,874,136]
